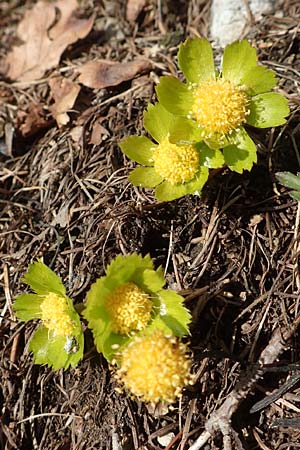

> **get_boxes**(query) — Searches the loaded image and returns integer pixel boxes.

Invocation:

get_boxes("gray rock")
[210,0,276,46]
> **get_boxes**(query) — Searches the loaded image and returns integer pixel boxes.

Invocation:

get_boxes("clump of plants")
[119,37,289,200]
[14,257,192,404]
[14,37,290,406]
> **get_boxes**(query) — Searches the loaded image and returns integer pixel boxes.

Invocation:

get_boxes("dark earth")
[1,1,300,449]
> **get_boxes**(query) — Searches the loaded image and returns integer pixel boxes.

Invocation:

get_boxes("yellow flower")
[40,292,74,337]
[191,79,249,138]
[116,331,192,404]
[153,138,199,185]
[105,282,153,335]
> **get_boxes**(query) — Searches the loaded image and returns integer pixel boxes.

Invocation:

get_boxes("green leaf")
[13,293,43,321]
[156,76,193,115]
[29,326,84,370]
[241,65,278,95]
[119,136,154,165]
[140,267,166,292]
[84,253,163,361]
[247,92,289,128]
[168,116,203,144]
[223,128,257,173]
[155,166,209,201]
[156,289,191,337]
[23,260,66,296]
[222,40,257,85]
[178,37,215,84]
[196,142,225,168]
[143,103,174,143]
[129,167,163,188]
[276,172,300,191]
[289,191,300,201]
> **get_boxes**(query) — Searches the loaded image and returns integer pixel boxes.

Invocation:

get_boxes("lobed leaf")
[241,65,278,95]
[222,40,257,85]
[223,128,257,173]
[29,325,84,370]
[178,37,215,84]
[129,167,163,188]
[143,103,174,143]
[23,260,66,296]
[13,293,43,321]
[247,92,289,128]
[196,142,225,168]
[156,76,193,116]
[119,135,154,165]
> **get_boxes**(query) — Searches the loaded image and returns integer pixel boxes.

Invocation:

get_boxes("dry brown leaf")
[78,59,152,89]
[89,119,109,145]
[5,0,94,82]
[49,77,80,127]
[126,0,148,22]
[17,103,53,137]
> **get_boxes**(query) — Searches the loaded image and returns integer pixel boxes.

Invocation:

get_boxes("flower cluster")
[13,261,84,370]
[119,38,289,200]
[83,253,191,362]
[15,256,193,404]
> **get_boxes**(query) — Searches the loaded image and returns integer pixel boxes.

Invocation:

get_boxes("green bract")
[156,37,290,174]
[83,253,191,362]
[13,261,84,370]
[119,103,223,201]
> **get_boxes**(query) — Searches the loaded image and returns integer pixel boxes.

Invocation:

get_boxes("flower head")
[153,138,199,184]
[13,261,84,370]
[105,282,153,334]
[83,253,191,362]
[40,292,74,337]
[191,79,249,138]
[116,330,192,404]
[119,103,212,201]
[156,38,290,174]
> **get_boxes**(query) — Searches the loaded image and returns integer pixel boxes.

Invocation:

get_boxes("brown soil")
[1,1,300,449]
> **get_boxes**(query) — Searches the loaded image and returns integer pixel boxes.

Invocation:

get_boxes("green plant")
[119,103,220,201]
[156,38,289,174]
[83,253,191,361]
[13,261,84,370]
[276,172,300,200]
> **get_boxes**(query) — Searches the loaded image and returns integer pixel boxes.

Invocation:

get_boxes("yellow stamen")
[153,138,199,185]
[40,292,74,337]
[116,331,192,404]
[105,282,153,335]
[191,78,249,137]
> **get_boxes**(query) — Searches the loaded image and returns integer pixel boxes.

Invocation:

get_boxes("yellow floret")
[191,78,249,138]
[40,292,74,337]
[116,331,192,404]
[105,282,153,335]
[153,138,199,185]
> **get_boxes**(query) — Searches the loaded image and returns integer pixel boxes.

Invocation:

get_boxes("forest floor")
[1,1,300,449]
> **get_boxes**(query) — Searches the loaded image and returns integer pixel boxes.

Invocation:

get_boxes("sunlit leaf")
[119,135,154,165]
[129,167,163,188]
[143,103,174,143]
[178,37,215,84]
[156,76,193,115]
[241,65,278,95]
[23,260,66,296]
[247,92,289,128]
[14,294,43,321]
[222,40,257,84]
